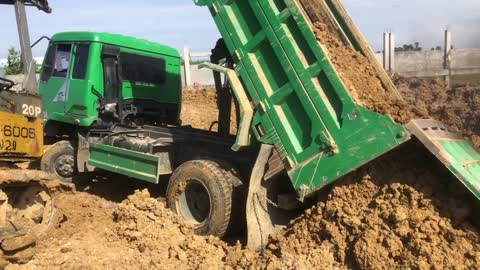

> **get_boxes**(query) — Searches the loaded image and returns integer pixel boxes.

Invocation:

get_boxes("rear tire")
[166,160,233,238]
[41,141,76,183]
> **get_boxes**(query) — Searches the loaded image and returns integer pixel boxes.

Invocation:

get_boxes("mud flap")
[406,120,480,200]
[246,144,277,250]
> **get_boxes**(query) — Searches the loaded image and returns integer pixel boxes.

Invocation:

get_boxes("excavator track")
[0,166,67,267]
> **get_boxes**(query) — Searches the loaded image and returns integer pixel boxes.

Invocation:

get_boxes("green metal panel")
[88,144,160,184]
[195,0,409,198]
[406,119,480,200]
[443,141,480,199]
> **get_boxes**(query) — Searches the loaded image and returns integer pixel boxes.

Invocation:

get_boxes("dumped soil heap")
[263,144,480,269]
[396,77,480,148]
[113,190,230,269]
[313,22,420,124]
[7,149,480,270]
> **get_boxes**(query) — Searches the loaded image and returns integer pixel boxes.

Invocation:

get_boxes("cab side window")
[72,44,90,80]
[53,44,72,78]
[120,52,166,85]
[40,45,56,83]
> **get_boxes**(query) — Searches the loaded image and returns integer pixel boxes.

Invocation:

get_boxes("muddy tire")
[166,160,233,238]
[41,141,76,183]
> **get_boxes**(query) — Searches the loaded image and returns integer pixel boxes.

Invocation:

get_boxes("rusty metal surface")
[0,0,51,13]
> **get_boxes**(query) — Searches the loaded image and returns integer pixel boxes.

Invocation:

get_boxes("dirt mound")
[313,23,420,124]
[395,77,480,148]
[181,89,238,134]
[5,192,132,270]
[113,190,231,269]
[181,89,219,131]
[265,145,480,269]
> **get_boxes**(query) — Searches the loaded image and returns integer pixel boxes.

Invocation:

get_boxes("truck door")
[39,43,73,118]
[65,44,91,117]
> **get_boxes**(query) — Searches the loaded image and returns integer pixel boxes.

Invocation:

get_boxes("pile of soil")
[181,89,219,131]
[7,154,480,270]
[181,89,238,134]
[6,192,131,270]
[312,23,421,124]
[262,145,480,269]
[395,77,480,148]
[113,190,231,269]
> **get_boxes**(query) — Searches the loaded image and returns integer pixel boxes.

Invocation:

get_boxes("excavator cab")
[0,0,50,159]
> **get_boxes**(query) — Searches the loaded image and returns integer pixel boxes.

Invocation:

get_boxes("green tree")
[5,47,22,75]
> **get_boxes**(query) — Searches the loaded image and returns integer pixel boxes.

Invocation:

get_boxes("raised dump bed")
[195,0,480,200]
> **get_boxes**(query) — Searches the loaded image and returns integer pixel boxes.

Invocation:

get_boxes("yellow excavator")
[0,0,58,266]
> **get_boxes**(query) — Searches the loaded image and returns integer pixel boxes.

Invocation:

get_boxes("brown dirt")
[8,151,479,270]
[181,89,238,134]
[6,187,345,270]
[262,145,480,269]
[395,77,480,148]
[313,23,421,124]
[181,89,219,131]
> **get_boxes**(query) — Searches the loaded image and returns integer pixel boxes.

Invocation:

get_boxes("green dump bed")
[195,0,410,198]
[196,0,480,200]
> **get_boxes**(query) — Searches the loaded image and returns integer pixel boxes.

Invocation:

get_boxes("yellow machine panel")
[0,112,44,159]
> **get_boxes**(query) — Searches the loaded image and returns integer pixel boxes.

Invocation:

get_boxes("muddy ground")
[5,83,479,270]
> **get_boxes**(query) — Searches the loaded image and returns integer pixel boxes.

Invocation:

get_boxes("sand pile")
[395,77,480,148]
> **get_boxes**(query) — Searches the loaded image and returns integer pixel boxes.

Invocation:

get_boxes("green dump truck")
[38,0,480,249]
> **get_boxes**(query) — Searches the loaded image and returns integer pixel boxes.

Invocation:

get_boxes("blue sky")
[0,0,479,59]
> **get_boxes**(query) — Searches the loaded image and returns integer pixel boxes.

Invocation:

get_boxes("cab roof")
[51,32,179,58]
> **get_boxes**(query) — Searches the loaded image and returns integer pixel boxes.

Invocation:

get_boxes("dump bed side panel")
[195,0,409,197]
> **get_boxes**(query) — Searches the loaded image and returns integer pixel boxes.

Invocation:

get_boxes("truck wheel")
[41,141,76,183]
[166,160,233,238]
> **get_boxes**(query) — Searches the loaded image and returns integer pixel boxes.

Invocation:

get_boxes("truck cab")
[39,32,182,137]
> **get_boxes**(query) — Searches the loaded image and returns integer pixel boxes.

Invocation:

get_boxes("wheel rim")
[54,154,75,179]
[178,180,212,226]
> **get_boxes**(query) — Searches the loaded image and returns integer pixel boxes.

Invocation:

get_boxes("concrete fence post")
[389,32,395,72]
[444,30,452,86]
[183,45,192,88]
[383,32,390,71]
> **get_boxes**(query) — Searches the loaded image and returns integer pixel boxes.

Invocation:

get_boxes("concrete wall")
[450,48,480,75]
[181,64,215,88]
[187,47,480,87]
[374,48,480,78]
[394,50,446,77]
